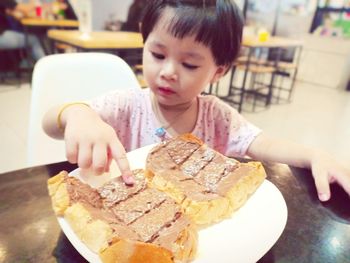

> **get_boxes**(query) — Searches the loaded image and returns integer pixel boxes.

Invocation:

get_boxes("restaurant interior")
[0,0,349,262]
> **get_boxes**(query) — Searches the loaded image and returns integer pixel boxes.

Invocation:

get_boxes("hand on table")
[311,151,350,202]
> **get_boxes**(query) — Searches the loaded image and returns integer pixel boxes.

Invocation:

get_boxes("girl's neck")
[158,100,196,114]
[151,93,199,136]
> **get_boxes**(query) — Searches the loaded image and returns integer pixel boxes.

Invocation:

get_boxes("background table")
[0,160,349,263]
[21,18,79,57]
[47,30,144,66]
[47,30,143,51]
[21,18,79,28]
[242,36,303,48]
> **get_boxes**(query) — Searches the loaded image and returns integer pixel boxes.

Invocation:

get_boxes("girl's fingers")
[312,165,331,202]
[330,168,350,197]
[78,143,93,169]
[104,149,112,173]
[92,143,108,174]
[110,140,134,185]
[65,138,78,164]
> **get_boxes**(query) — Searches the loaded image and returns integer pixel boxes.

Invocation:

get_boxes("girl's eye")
[183,63,199,70]
[151,52,165,60]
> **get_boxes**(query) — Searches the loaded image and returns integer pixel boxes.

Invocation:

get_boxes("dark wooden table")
[0,161,349,263]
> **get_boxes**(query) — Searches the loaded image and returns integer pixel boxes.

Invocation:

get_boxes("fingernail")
[124,176,135,185]
[319,193,329,202]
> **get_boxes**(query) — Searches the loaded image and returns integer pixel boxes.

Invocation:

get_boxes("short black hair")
[141,0,244,67]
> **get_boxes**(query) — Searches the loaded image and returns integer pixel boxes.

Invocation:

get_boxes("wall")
[275,13,314,38]
[297,34,350,89]
[91,0,133,30]
[246,0,316,37]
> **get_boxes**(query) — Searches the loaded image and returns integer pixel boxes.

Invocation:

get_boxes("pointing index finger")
[110,141,135,185]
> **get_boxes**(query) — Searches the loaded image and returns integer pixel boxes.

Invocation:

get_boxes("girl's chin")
[154,95,181,107]
[151,88,191,108]
[157,98,178,107]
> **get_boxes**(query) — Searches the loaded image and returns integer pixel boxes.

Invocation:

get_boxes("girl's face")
[142,8,226,107]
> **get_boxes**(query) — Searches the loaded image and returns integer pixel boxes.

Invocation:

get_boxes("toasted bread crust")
[178,133,204,146]
[100,239,173,263]
[47,171,70,215]
[64,203,114,253]
[100,220,198,263]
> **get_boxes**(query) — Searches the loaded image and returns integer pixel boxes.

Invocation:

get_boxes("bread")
[47,170,197,263]
[146,134,266,226]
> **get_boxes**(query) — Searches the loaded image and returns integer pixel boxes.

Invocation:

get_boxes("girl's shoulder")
[107,87,150,102]
[198,94,239,115]
[118,86,149,96]
[90,87,150,111]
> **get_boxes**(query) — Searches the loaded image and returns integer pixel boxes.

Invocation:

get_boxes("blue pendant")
[155,127,166,138]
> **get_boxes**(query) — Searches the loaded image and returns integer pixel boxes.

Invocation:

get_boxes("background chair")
[267,47,302,104]
[218,47,276,113]
[27,52,141,167]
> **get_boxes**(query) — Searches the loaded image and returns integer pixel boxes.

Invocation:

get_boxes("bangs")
[166,6,218,49]
[166,4,241,66]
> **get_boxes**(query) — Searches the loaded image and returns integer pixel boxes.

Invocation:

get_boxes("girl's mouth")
[158,87,176,96]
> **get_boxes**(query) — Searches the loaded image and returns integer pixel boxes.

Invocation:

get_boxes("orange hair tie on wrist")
[57,102,90,132]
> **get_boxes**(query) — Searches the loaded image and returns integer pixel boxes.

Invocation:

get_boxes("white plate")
[57,144,287,263]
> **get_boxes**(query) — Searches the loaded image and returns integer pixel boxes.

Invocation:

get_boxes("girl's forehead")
[150,19,204,48]
[153,7,198,39]
[154,8,177,32]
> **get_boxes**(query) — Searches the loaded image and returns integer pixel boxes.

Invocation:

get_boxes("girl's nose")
[160,60,177,81]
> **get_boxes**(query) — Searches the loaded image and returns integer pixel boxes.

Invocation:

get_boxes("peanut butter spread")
[65,176,102,208]
[63,170,190,249]
[147,136,251,201]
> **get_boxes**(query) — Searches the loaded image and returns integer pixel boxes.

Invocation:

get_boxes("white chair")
[27,52,141,167]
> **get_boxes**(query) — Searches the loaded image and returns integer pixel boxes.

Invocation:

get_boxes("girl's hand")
[63,105,134,185]
[311,151,350,202]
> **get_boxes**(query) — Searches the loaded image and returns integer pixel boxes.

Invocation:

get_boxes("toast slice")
[146,134,266,226]
[48,170,197,263]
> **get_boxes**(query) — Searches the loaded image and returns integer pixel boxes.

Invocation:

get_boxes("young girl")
[43,0,350,202]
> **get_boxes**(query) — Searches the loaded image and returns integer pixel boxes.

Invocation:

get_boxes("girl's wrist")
[57,102,90,132]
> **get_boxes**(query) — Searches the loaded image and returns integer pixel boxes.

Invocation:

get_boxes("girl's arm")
[42,104,134,184]
[247,133,350,202]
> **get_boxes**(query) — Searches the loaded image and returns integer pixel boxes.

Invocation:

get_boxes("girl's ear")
[210,65,229,84]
